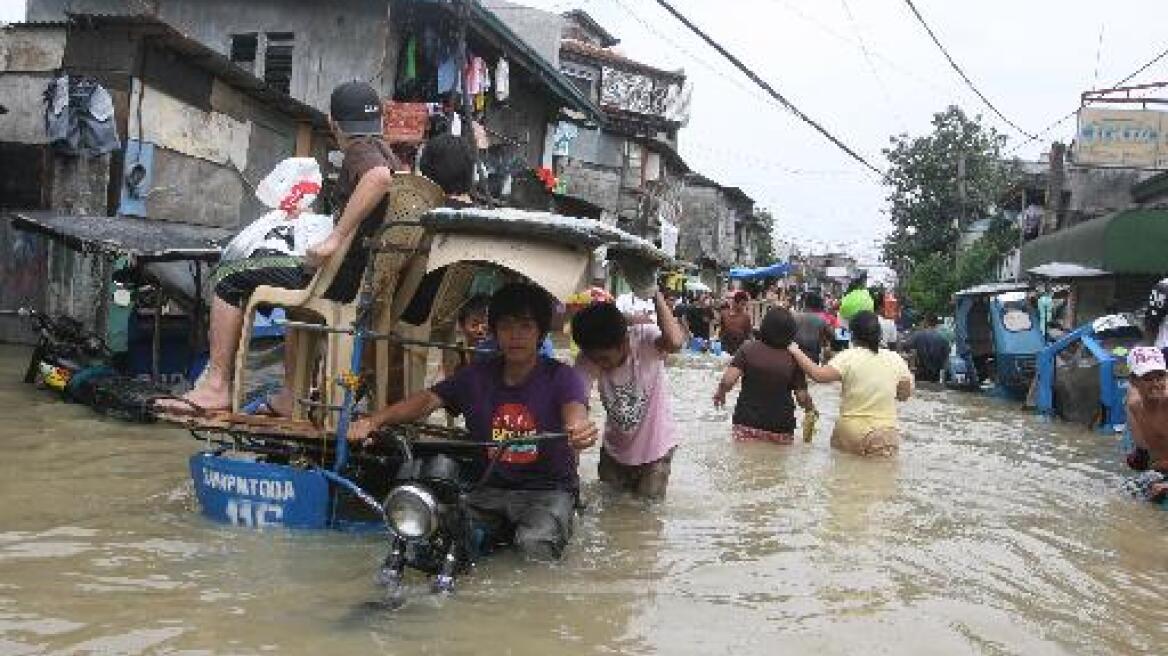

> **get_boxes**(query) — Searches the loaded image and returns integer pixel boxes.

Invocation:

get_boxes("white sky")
[5,0,1166,259]
[0,0,23,23]
[517,0,1168,259]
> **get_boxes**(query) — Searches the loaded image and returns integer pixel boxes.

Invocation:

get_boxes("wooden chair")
[231,174,445,426]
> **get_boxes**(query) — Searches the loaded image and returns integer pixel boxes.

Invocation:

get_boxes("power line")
[839,0,907,131]
[652,0,885,177]
[765,0,955,98]
[1006,42,1168,156]
[901,0,1036,139]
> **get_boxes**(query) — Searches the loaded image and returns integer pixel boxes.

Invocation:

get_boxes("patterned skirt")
[733,424,794,445]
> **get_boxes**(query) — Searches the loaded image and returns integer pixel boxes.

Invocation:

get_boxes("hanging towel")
[495,58,510,102]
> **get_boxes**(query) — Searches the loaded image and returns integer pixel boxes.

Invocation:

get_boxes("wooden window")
[264,32,294,95]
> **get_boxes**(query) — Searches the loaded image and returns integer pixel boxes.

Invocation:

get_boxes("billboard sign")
[1075,108,1168,169]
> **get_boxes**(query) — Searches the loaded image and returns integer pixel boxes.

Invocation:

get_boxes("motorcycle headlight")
[383,484,437,540]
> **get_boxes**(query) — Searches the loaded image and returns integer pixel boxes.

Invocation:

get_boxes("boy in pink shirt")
[572,289,686,500]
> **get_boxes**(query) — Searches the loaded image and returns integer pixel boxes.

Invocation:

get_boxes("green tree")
[904,216,1020,319]
[882,106,1018,273]
[752,208,776,265]
[904,252,955,319]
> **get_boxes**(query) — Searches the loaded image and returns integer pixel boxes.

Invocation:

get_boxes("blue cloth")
[431,357,587,491]
[437,55,459,94]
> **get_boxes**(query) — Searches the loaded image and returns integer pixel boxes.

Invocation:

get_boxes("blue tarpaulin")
[729,262,791,280]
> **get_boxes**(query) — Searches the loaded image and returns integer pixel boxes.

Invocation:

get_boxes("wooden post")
[295,122,313,157]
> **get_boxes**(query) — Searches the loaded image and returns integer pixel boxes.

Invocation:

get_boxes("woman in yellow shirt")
[787,311,913,456]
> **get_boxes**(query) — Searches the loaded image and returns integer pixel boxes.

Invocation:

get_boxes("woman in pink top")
[573,289,686,500]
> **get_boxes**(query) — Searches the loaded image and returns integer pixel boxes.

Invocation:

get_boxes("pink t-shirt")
[575,324,678,466]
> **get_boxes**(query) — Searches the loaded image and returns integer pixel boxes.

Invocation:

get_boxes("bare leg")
[265,331,298,417]
[158,296,242,412]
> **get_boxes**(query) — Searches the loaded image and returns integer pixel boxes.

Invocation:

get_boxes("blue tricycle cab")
[190,453,331,529]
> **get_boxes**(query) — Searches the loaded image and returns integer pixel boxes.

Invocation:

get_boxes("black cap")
[329,81,382,136]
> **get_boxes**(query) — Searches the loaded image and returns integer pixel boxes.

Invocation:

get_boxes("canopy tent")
[1020,209,1168,275]
[728,262,791,280]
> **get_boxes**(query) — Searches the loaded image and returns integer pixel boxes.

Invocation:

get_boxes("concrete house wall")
[0,20,328,341]
[26,0,400,113]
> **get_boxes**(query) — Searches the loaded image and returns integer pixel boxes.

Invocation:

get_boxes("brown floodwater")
[0,343,1165,655]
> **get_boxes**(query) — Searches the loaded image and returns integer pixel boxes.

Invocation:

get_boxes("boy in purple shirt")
[572,287,686,500]
[349,283,597,560]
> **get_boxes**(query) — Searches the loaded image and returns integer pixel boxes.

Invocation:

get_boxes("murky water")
[1,343,1165,655]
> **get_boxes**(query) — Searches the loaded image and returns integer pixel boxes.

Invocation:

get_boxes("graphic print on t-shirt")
[490,402,539,464]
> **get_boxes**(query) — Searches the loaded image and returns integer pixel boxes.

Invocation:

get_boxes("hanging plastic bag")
[221,158,333,262]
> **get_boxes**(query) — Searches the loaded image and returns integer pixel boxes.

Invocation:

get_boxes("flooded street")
[1,342,1166,655]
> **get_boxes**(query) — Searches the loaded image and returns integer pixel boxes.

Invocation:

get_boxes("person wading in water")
[786,311,913,457]
[713,307,817,445]
[719,290,754,355]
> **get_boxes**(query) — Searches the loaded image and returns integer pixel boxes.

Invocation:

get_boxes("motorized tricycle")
[163,180,667,601]
[944,283,1045,399]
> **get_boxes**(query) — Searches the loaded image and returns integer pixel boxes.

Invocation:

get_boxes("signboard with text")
[1075,108,1168,169]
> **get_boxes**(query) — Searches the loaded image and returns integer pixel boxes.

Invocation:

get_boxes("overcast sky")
[5,0,1166,260]
[517,0,1168,260]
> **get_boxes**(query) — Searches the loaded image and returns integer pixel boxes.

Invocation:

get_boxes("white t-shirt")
[879,316,898,347]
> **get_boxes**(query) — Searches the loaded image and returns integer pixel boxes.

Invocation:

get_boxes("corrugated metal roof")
[560,39,684,82]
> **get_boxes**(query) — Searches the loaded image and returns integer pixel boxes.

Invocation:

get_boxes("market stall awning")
[1020,209,1168,276]
[728,262,791,280]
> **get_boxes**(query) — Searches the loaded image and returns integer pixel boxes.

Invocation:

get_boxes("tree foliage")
[752,208,777,265]
[904,217,1021,319]
[882,106,1018,272]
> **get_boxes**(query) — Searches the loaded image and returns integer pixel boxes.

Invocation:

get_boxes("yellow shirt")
[828,347,912,429]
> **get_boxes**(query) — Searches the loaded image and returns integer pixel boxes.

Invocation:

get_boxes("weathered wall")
[1064,166,1156,226]
[678,185,713,264]
[26,0,156,21]
[482,0,563,69]
[158,0,397,112]
[0,26,67,144]
[558,158,620,217]
[27,0,398,112]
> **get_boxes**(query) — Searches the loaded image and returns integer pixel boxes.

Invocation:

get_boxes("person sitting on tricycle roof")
[349,283,599,560]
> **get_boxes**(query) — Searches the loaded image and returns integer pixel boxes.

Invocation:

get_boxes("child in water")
[572,287,686,500]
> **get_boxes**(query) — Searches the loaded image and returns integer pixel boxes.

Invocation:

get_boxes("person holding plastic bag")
[152,157,332,415]
[158,81,404,415]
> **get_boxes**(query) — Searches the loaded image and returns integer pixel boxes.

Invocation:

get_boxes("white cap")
[1128,346,1166,377]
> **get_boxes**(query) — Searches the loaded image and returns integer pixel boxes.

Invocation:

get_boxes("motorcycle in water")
[332,426,567,605]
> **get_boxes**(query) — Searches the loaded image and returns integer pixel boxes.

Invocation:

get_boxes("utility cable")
[901,0,1036,139]
[652,0,885,177]
[840,0,907,131]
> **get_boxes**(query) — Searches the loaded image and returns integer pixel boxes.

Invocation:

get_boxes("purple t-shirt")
[432,357,589,491]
